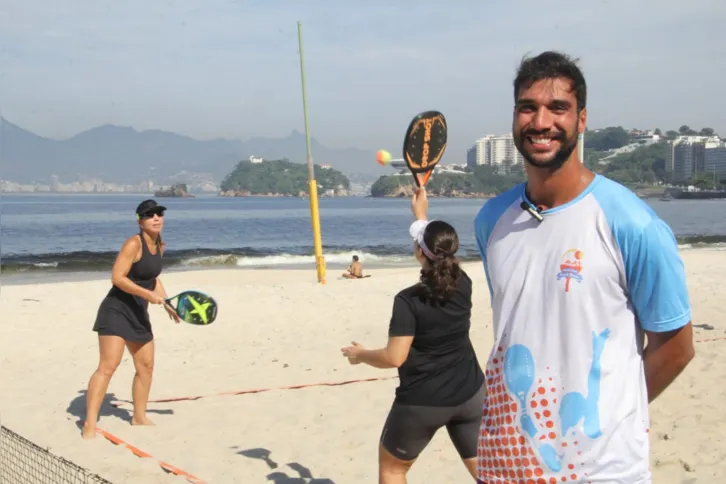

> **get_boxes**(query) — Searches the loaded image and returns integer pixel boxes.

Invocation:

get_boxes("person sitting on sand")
[82,199,181,439]
[341,187,485,483]
[342,255,366,279]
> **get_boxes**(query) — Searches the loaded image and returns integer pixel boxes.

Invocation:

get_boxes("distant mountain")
[0,118,379,185]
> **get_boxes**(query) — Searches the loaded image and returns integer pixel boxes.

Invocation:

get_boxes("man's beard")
[515,126,579,171]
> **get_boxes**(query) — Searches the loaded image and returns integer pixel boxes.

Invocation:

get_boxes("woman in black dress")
[82,199,180,439]
[342,188,485,483]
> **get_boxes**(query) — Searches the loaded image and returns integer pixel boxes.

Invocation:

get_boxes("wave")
[179,250,415,268]
[0,246,473,274]
[675,234,726,250]
[1,234,724,274]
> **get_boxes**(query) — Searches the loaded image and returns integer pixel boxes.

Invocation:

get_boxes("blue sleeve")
[473,215,493,301]
[594,180,691,332]
[474,185,522,304]
[620,217,691,332]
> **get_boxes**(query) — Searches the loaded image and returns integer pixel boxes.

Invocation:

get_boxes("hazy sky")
[2,0,725,158]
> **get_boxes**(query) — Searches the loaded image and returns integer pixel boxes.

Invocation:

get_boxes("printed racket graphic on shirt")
[504,345,562,472]
[402,110,448,187]
[164,290,218,325]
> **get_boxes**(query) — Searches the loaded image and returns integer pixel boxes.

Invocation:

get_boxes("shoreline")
[0,261,425,286]
[2,244,724,287]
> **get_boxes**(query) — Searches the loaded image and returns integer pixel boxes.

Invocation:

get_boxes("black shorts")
[380,383,486,461]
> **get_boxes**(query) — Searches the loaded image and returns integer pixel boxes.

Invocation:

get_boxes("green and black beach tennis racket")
[402,110,448,187]
[164,290,218,326]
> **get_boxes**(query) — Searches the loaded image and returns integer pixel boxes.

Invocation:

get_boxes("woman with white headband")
[342,187,485,483]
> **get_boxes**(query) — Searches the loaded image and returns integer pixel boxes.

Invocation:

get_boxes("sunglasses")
[139,211,165,220]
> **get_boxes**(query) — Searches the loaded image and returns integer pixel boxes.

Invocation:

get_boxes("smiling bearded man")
[472,51,694,483]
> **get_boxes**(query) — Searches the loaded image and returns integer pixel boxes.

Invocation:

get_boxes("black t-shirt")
[388,270,485,407]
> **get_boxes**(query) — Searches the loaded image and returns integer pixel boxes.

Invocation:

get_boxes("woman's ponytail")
[416,220,461,303]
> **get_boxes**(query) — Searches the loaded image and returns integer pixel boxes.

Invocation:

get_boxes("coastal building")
[466,146,477,167]
[665,135,723,181]
[628,129,662,145]
[705,146,726,181]
[434,164,468,175]
[467,134,523,173]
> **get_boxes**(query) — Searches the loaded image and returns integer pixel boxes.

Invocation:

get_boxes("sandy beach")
[1,250,725,483]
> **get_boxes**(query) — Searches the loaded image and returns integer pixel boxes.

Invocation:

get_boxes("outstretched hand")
[411,186,428,221]
[341,341,365,365]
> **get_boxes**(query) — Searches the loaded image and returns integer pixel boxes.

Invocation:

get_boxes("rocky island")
[218,158,350,197]
[154,183,194,197]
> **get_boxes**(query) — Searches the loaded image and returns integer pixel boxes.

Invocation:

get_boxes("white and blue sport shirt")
[473,174,691,483]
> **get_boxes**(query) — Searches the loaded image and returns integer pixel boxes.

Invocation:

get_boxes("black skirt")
[92,292,154,343]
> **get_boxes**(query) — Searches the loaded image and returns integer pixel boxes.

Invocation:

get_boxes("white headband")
[409,220,440,261]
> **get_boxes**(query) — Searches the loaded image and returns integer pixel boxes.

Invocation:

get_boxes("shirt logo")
[556,248,583,292]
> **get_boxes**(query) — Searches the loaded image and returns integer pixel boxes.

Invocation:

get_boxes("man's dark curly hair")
[513,51,587,112]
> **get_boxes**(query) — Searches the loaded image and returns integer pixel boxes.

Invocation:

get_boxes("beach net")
[0,425,113,484]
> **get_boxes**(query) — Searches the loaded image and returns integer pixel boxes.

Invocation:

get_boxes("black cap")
[135,199,167,218]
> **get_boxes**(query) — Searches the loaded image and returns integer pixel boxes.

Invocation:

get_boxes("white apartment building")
[665,135,724,180]
[467,134,524,172]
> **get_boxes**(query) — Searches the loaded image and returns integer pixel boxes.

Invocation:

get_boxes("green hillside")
[370,124,724,197]
[220,158,350,196]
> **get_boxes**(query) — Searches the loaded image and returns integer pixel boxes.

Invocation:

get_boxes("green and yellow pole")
[297,21,326,284]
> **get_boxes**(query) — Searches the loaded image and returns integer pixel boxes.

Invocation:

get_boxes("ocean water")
[1,192,725,282]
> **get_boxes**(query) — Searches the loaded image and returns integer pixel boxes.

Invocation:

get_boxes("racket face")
[169,291,218,325]
[402,111,447,187]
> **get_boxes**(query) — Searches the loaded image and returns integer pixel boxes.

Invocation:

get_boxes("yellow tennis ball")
[376,149,392,165]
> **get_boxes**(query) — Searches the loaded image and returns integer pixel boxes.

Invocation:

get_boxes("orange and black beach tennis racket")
[402,110,448,187]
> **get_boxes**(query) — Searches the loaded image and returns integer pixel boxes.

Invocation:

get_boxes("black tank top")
[107,231,163,303]
[387,271,485,406]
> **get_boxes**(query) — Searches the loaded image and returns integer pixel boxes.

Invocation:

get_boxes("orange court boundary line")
[695,336,726,344]
[96,427,207,484]
[110,336,723,408]
[110,375,400,407]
